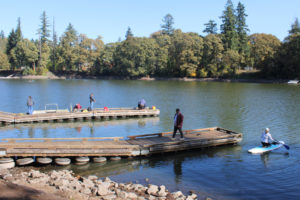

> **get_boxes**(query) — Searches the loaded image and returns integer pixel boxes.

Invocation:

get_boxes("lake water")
[0,79,299,200]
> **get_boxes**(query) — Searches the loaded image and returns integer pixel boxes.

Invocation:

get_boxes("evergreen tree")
[220,0,238,50]
[288,18,300,35]
[39,11,50,44]
[203,20,217,34]
[125,27,133,39]
[51,18,58,71]
[236,2,249,51]
[15,17,22,42]
[6,29,18,69]
[161,14,175,35]
[0,30,4,39]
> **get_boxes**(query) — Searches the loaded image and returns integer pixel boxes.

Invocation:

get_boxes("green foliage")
[36,66,48,75]
[220,0,238,51]
[203,20,217,34]
[201,34,224,77]
[125,27,133,39]
[249,33,281,69]
[39,11,50,44]
[161,14,175,35]
[22,67,36,75]
[1,2,299,79]
[0,51,10,69]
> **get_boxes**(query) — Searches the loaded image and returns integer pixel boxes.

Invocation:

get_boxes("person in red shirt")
[172,108,184,139]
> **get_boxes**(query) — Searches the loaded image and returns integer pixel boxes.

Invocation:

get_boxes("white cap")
[265,128,270,132]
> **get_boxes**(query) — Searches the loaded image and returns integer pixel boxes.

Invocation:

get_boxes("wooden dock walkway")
[0,127,242,157]
[0,107,160,125]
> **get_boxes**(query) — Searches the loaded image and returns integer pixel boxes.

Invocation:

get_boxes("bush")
[22,67,36,75]
[36,67,48,75]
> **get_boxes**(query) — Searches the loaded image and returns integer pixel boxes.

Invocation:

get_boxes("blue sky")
[0,0,299,43]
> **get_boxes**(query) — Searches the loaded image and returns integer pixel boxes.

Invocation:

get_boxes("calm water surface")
[0,79,299,200]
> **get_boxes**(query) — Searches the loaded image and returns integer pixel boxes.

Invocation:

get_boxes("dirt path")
[0,179,66,200]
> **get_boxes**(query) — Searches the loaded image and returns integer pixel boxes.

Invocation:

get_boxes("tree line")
[0,0,299,78]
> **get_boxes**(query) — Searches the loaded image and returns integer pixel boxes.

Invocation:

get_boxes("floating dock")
[0,107,160,125]
[0,127,242,158]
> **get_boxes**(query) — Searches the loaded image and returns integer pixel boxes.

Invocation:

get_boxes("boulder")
[172,191,184,199]
[127,192,138,199]
[147,184,159,196]
[88,175,98,181]
[97,182,111,196]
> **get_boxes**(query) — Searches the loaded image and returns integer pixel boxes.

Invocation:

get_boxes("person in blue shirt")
[261,128,275,147]
[138,99,146,109]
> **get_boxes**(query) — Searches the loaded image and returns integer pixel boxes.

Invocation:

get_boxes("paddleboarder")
[261,128,275,147]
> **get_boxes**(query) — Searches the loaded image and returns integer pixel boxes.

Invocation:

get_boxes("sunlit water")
[0,79,299,200]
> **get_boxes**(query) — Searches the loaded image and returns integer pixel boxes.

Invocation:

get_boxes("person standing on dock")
[26,96,34,115]
[89,93,96,110]
[172,108,184,139]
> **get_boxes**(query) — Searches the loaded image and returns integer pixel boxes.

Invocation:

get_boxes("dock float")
[0,127,242,158]
[0,107,160,125]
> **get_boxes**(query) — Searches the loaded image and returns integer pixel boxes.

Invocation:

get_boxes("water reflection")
[260,153,270,168]
[173,156,183,184]
[0,117,160,139]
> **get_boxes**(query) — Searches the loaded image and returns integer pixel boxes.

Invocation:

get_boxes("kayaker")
[261,128,275,147]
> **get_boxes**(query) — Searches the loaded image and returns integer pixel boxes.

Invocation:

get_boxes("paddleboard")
[248,141,284,154]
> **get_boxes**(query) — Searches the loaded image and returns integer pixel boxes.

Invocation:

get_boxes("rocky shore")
[0,168,200,200]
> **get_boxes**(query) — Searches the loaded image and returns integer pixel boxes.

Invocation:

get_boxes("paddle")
[274,140,290,150]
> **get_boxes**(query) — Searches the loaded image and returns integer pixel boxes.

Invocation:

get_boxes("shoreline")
[0,167,201,200]
[0,72,290,84]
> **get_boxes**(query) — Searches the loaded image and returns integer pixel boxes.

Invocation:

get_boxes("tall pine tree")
[289,18,300,35]
[39,11,50,44]
[125,27,133,39]
[236,2,249,53]
[220,0,238,50]
[203,20,218,34]
[161,14,175,35]
[15,17,22,42]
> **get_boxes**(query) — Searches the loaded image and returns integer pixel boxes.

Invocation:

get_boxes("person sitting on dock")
[89,93,96,111]
[26,96,34,115]
[138,99,146,109]
[172,108,184,140]
[73,103,82,112]
[261,128,275,147]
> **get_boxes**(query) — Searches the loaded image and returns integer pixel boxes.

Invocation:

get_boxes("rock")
[97,182,111,196]
[30,170,42,178]
[88,175,98,180]
[147,184,159,196]
[172,191,184,199]
[190,193,197,199]
[104,177,111,182]
[157,185,167,197]
[117,191,128,199]
[137,197,146,200]
[148,195,156,200]
[80,187,91,195]
[127,192,138,199]
[103,194,117,200]
[83,178,94,188]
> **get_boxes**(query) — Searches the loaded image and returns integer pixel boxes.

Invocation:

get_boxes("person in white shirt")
[261,128,275,147]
